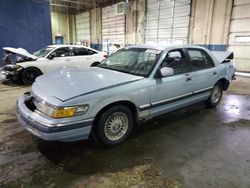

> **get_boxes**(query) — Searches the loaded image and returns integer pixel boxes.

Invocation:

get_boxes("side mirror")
[160,67,174,77]
[48,53,55,60]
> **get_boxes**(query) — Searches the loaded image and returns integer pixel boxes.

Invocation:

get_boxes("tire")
[205,82,223,108]
[95,105,134,146]
[21,68,42,85]
[90,62,100,67]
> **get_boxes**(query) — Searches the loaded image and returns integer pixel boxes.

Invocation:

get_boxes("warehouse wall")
[228,0,250,71]
[90,8,102,50]
[70,0,250,72]
[189,0,233,51]
[51,12,75,44]
[0,0,52,63]
[126,0,145,45]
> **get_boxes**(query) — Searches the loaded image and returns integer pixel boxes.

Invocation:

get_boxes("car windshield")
[33,47,55,58]
[98,48,162,77]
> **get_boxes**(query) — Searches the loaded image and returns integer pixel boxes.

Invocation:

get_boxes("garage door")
[102,5,125,53]
[145,0,190,45]
[228,0,250,71]
[75,12,90,44]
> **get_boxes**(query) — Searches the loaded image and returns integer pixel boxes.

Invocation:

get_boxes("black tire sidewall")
[206,82,223,107]
[22,68,41,85]
[96,105,134,146]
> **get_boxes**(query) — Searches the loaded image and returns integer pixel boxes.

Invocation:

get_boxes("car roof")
[126,44,221,65]
[47,44,98,51]
[126,44,208,52]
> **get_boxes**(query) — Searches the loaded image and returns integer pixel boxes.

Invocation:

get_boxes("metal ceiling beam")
[50,3,78,8]
[56,0,92,5]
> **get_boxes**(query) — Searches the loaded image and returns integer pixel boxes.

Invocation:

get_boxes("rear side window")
[88,49,97,55]
[73,47,89,56]
[187,49,214,71]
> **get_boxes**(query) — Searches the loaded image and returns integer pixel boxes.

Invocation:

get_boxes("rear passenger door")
[186,48,218,93]
[70,47,97,68]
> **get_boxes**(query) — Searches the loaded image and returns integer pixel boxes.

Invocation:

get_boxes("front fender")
[87,88,151,121]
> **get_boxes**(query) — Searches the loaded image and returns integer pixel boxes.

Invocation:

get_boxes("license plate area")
[24,92,36,112]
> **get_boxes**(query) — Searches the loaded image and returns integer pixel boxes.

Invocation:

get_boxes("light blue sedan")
[16,45,236,146]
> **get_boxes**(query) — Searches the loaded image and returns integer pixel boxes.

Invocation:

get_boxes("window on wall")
[187,49,214,71]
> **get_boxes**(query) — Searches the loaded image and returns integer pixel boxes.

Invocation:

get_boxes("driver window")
[53,47,70,57]
[162,50,191,75]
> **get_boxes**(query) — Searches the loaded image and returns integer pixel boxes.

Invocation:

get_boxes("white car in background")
[1,45,107,84]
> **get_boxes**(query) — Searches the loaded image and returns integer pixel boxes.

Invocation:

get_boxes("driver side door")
[149,49,194,117]
[45,47,71,73]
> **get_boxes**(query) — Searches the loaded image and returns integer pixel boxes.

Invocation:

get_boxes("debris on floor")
[69,165,181,188]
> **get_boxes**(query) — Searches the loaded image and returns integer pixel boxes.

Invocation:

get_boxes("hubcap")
[104,112,129,141]
[211,85,221,104]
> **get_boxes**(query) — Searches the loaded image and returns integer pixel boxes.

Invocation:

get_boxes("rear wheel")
[205,82,223,107]
[95,105,134,146]
[21,68,42,85]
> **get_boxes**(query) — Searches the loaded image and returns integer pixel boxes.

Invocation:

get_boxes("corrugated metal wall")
[102,5,125,52]
[145,0,190,45]
[51,12,70,44]
[228,0,250,71]
[189,0,232,51]
[75,12,90,43]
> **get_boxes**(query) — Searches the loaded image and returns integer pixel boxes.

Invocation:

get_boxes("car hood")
[33,67,144,102]
[3,47,37,60]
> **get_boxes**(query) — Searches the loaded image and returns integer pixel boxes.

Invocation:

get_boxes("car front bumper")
[16,96,93,142]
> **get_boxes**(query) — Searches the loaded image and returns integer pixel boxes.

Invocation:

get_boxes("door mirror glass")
[160,67,174,77]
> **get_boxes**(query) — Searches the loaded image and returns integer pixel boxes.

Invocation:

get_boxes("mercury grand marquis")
[16,45,236,146]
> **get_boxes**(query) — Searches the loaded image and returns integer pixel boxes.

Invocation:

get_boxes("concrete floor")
[0,77,250,188]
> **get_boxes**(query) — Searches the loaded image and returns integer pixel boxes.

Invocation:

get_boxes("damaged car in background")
[0,45,107,84]
[16,45,236,146]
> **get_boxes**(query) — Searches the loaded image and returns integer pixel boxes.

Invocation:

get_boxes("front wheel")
[95,105,134,146]
[21,68,42,85]
[205,82,223,108]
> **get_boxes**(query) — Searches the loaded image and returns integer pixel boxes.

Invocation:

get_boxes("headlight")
[34,100,88,118]
[3,64,22,71]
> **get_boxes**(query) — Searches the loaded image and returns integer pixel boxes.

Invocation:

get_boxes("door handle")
[186,77,192,82]
[65,59,70,62]
[213,72,217,75]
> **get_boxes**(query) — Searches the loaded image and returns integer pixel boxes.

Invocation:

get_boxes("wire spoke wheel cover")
[104,112,129,141]
[205,82,223,108]
[96,105,134,146]
[211,85,222,104]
